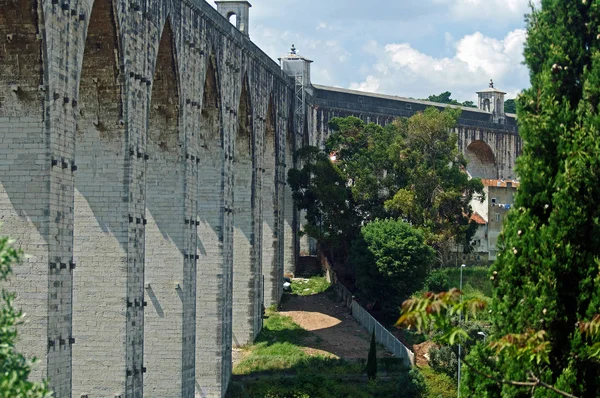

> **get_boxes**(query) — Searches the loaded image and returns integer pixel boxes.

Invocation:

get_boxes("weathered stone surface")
[0,2,520,397]
[1,1,294,397]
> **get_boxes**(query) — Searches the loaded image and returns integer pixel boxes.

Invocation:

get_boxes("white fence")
[320,252,414,367]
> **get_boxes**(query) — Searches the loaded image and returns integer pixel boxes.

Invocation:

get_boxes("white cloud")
[440,0,532,21]
[349,29,528,102]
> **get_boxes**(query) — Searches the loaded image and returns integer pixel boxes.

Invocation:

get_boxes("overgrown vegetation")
[461,2,600,395]
[231,279,445,397]
[423,91,476,108]
[288,109,484,268]
[351,219,435,313]
[419,366,457,398]
[0,234,50,398]
[290,276,330,296]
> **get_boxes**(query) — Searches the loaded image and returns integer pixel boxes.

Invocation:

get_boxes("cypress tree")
[463,2,600,396]
[366,329,377,380]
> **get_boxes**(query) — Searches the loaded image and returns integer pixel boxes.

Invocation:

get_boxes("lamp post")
[477,331,487,342]
[457,263,466,397]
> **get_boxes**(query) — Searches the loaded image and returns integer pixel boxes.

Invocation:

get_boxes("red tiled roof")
[470,212,487,225]
[480,179,520,188]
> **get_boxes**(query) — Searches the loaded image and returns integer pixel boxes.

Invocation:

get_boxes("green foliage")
[288,111,484,265]
[289,276,331,296]
[383,108,484,263]
[228,371,425,398]
[287,146,360,254]
[462,1,600,396]
[0,235,50,398]
[351,219,435,312]
[366,330,377,380]
[423,270,451,293]
[429,345,458,381]
[397,368,427,397]
[424,91,477,108]
[504,99,516,114]
[419,367,457,398]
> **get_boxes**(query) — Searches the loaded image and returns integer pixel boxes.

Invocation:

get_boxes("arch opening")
[465,140,497,179]
[0,0,43,109]
[232,75,261,346]
[262,96,280,306]
[144,18,187,397]
[73,0,126,395]
[228,12,238,27]
[196,53,228,393]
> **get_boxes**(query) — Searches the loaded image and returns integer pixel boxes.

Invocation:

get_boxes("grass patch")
[228,374,403,398]
[419,366,457,398]
[443,266,492,298]
[233,309,314,375]
[290,276,331,296]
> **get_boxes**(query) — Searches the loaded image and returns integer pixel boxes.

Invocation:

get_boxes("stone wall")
[0,1,295,397]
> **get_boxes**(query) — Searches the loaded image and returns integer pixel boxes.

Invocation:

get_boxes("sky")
[207,0,535,103]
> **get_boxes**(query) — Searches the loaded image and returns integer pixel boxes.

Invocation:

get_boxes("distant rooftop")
[470,212,487,225]
[312,84,493,115]
[481,179,520,188]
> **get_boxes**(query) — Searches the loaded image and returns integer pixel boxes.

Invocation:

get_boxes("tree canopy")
[351,219,435,311]
[463,2,600,395]
[424,91,477,108]
[399,2,600,396]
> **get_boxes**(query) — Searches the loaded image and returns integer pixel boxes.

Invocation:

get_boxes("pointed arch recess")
[0,0,43,108]
[79,0,122,140]
[262,94,281,306]
[232,73,261,346]
[149,19,180,153]
[200,54,221,147]
[73,0,126,396]
[236,74,252,159]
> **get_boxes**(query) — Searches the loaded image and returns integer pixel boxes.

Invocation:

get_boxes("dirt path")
[279,293,393,359]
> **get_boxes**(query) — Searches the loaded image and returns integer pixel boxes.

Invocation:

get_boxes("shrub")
[395,368,427,397]
[429,345,458,381]
[351,219,435,314]
[423,269,450,293]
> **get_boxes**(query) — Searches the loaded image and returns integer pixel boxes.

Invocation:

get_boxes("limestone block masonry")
[1,1,521,397]
[1,1,294,397]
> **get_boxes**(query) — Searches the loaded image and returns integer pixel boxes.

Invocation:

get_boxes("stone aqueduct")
[0,0,522,397]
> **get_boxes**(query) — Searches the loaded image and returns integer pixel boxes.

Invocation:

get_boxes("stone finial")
[489,79,494,88]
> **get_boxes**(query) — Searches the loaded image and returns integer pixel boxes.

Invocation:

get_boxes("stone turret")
[279,45,313,87]
[477,79,506,123]
[215,1,252,37]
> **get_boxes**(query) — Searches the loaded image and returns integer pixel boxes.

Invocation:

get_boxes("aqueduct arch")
[73,0,128,395]
[144,18,187,397]
[465,140,497,179]
[232,74,261,347]
[262,96,281,307]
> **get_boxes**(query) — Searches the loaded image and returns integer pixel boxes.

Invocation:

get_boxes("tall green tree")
[287,146,360,256]
[384,108,483,264]
[461,2,600,396]
[0,235,50,397]
[351,219,435,312]
[290,110,484,265]
[366,329,377,380]
[504,99,517,114]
